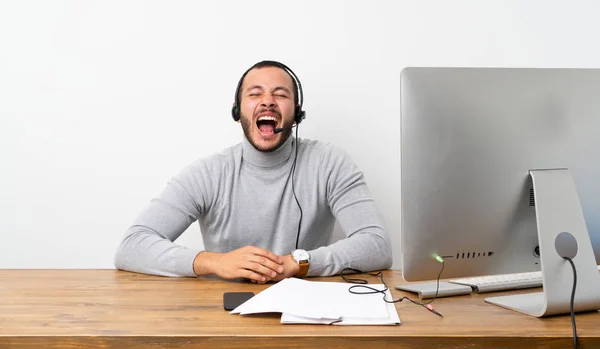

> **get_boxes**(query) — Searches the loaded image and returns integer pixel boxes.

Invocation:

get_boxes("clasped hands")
[193,246,299,284]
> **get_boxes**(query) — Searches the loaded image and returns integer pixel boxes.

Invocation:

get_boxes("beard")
[240,112,293,152]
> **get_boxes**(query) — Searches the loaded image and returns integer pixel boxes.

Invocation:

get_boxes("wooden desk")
[1,269,598,348]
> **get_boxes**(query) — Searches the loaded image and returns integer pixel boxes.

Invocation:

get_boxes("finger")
[239,260,278,280]
[243,269,268,283]
[249,247,284,265]
[246,255,284,277]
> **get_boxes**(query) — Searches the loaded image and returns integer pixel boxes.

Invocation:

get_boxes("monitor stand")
[485,169,600,317]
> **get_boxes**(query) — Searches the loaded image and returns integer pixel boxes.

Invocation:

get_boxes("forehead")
[241,66,294,90]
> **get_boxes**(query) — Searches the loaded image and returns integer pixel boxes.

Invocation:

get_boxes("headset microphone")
[274,124,297,134]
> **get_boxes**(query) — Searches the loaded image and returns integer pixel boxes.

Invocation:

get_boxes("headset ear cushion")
[295,106,305,124]
[232,104,239,121]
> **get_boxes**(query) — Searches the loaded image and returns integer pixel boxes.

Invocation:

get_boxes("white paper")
[280,287,400,325]
[230,278,400,325]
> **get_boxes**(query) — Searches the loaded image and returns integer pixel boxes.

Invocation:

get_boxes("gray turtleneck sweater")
[114,135,392,277]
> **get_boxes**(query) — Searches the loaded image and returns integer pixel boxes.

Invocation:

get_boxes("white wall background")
[1,0,599,269]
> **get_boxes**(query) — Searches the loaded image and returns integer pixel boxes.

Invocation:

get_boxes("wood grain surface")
[1,269,598,348]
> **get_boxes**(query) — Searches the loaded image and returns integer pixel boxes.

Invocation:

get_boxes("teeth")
[258,116,277,122]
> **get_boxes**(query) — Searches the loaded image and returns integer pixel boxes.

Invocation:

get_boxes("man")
[114,60,392,283]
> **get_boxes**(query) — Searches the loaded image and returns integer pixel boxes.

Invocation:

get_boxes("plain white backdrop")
[1,0,599,269]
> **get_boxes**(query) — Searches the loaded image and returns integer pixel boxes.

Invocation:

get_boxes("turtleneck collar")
[241,135,294,167]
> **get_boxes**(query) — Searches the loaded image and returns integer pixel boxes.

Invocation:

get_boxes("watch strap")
[297,260,309,278]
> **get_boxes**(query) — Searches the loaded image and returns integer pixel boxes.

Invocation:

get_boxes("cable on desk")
[340,260,447,318]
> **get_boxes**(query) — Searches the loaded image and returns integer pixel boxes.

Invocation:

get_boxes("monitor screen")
[400,67,600,283]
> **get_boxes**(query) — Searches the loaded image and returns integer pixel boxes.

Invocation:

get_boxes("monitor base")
[484,169,600,317]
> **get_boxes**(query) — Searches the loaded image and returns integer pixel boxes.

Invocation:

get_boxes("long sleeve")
[114,163,209,277]
[305,145,393,276]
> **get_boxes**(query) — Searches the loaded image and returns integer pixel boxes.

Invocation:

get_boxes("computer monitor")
[399,67,600,317]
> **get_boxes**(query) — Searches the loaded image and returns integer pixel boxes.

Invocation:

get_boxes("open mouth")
[256,115,278,135]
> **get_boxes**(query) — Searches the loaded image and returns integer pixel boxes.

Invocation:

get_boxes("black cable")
[564,257,578,349]
[340,261,446,318]
[340,268,381,285]
[425,259,445,305]
[291,125,303,250]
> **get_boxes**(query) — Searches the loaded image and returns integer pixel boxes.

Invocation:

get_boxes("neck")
[241,135,294,167]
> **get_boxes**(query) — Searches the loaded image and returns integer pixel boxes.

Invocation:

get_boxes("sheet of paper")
[230,278,399,325]
[280,288,400,325]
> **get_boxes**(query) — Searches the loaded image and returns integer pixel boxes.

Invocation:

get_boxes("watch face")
[292,249,310,262]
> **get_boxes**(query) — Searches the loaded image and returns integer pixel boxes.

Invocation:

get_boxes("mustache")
[255,108,281,117]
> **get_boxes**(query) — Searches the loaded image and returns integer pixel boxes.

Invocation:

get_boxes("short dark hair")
[234,60,300,106]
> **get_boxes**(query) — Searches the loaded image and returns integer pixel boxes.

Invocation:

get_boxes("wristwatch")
[291,249,310,278]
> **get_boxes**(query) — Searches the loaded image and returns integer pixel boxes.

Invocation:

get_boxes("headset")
[231,60,306,126]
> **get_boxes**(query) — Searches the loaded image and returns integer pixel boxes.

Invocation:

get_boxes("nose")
[260,93,276,108]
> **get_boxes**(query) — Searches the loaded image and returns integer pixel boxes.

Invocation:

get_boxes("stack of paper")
[230,277,400,325]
